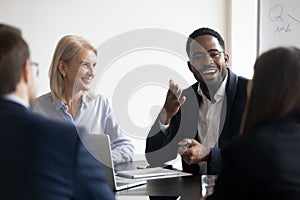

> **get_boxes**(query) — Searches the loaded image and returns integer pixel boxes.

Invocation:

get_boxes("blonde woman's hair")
[49,35,97,101]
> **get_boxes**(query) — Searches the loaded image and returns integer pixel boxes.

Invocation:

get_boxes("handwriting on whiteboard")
[269,4,300,34]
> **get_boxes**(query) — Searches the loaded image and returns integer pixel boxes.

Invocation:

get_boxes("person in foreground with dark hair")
[207,46,300,200]
[145,27,248,175]
[0,24,115,200]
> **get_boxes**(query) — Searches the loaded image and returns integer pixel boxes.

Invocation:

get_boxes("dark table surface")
[114,160,202,200]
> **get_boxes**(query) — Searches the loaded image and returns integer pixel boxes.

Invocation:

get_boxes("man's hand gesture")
[159,79,186,125]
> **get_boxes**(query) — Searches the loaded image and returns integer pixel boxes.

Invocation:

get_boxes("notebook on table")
[116,195,181,200]
[116,166,192,180]
[86,134,146,191]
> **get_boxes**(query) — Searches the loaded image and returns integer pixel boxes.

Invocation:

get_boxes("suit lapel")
[224,69,238,117]
[219,69,238,145]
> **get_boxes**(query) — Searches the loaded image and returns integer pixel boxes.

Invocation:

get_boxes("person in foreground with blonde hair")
[34,35,134,164]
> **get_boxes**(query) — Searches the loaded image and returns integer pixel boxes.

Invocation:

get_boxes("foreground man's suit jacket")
[0,98,115,200]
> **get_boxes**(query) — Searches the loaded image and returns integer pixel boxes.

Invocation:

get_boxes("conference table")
[114,160,202,200]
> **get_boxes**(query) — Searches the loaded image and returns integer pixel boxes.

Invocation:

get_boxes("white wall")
[229,0,257,79]
[0,0,257,159]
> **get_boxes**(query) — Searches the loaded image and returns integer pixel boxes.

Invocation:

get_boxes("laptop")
[86,134,146,191]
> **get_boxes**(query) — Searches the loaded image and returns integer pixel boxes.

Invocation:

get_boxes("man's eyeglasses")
[30,61,39,77]
[191,50,224,64]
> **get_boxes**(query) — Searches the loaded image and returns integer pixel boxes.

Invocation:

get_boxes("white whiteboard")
[259,0,300,54]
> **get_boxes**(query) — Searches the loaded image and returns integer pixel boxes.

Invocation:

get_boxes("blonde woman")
[34,35,134,164]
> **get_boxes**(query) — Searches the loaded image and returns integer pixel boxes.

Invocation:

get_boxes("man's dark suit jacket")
[145,69,248,175]
[209,114,300,200]
[0,98,115,200]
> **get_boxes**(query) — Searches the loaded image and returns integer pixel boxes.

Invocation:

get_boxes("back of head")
[0,24,22,35]
[49,35,97,101]
[186,27,225,57]
[0,24,29,96]
[242,46,300,133]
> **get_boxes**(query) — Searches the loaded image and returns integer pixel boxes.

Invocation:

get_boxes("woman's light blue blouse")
[33,92,134,164]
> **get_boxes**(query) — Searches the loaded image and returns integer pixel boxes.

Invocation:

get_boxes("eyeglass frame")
[190,49,225,65]
[30,61,39,77]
